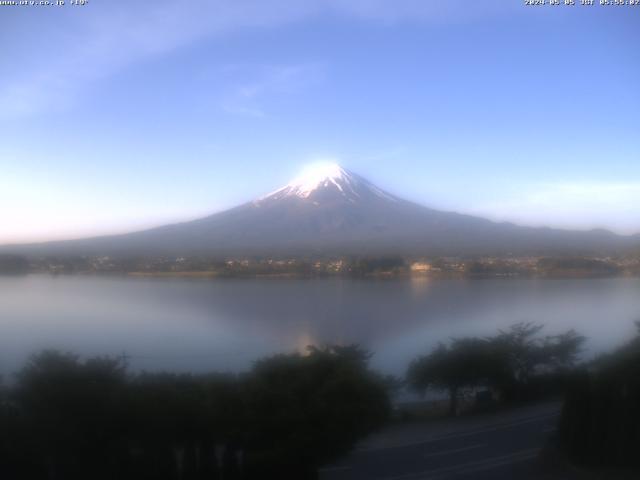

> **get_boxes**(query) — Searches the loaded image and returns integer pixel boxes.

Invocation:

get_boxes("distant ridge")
[2,163,638,257]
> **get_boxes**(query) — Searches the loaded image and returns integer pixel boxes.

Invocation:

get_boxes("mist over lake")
[1,275,638,378]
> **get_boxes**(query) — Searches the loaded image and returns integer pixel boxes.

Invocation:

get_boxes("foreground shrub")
[0,345,390,480]
[559,325,640,468]
[407,323,585,416]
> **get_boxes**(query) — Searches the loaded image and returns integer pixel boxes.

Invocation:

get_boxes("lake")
[0,275,639,378]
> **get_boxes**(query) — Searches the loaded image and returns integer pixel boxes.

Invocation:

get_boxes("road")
[319,402,561,480]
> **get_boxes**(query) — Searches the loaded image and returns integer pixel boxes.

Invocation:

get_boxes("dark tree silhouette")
[10,351,127,480]
[407,324,586,415]
[407,338,508,416]
[243,345,390,478]
[0,345,390,480]
[559,322,640,469]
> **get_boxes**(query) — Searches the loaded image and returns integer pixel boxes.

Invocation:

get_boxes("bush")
[0,346,390,480]
[407,323,586,415]
[559,326,640,468]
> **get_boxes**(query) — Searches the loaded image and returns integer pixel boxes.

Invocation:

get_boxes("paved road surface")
[319,402,561,480]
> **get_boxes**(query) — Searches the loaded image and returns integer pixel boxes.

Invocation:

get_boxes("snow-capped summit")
[257,162,397,204]
[284,162,351,198]
[6,163,634,258]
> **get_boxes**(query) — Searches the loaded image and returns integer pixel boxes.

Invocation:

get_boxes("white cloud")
[0,1,314,119]
[468,182,640,234]
[0,0,512,120]
[221,63,326,117]
[0,170,216,244]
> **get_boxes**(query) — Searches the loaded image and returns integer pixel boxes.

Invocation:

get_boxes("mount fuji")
[3,163,637,257]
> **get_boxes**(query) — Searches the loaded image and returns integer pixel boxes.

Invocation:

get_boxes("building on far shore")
[410,261,432,273]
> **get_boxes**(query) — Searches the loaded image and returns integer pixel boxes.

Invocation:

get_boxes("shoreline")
[5,270,637,280]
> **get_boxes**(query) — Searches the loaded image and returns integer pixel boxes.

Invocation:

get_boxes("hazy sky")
[1,0,638,243]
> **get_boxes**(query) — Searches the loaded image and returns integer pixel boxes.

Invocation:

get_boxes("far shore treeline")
[3,322,639,478]
[1,253,639,278]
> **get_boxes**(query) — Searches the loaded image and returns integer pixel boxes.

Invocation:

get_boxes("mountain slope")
[2,164,637,257]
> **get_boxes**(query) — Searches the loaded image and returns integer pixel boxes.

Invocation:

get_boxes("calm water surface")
[0,275,639,377]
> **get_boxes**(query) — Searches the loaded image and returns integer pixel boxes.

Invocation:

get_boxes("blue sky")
[1,0,638,243]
